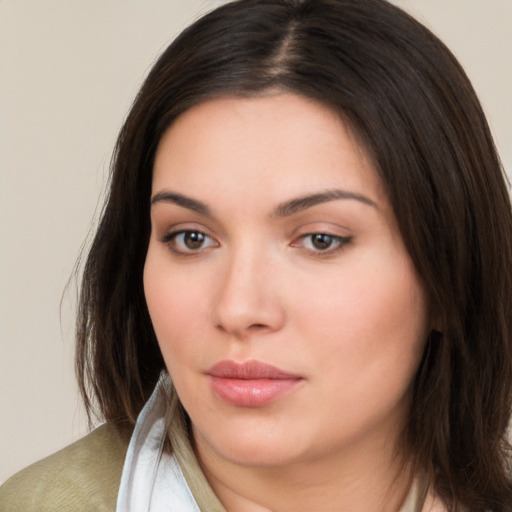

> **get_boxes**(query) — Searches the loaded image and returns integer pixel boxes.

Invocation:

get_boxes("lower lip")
[210,377,302,407]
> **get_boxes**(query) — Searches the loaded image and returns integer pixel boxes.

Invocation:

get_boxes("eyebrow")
[150,188,377,217]
[272,189,378,217]
[151,191,211,216]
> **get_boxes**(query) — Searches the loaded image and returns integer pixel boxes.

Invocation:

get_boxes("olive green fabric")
[0,424,128,512]
[166,390,227,512]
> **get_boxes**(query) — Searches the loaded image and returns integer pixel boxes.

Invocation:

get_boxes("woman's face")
[144,93,430,470]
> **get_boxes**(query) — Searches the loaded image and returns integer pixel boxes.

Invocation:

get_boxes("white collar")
[116,381,200,512]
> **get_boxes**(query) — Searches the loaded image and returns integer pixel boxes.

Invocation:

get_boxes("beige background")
[1,0,511,484]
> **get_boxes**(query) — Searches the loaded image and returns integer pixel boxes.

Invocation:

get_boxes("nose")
[212,247,285,339]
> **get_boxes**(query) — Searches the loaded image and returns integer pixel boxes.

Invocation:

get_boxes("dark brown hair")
[76,0,512,509]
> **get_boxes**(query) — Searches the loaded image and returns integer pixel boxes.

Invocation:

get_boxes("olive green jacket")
[0,425,127,512]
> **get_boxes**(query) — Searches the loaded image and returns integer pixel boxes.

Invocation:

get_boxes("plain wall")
[1,0,511,484]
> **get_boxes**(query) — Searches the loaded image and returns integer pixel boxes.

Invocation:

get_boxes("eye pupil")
[312,234,333,250]
[184,232,205,249]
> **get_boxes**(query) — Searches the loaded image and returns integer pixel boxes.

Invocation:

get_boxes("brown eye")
[183,231,206,249]
[162,230,217,254]
[292,232,352,255]
[310,234,335,250]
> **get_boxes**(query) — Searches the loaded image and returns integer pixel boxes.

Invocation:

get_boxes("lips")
[207,360,303,407]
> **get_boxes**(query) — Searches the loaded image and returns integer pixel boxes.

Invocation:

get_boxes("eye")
[293,233,352,254]
[162,230,218,254]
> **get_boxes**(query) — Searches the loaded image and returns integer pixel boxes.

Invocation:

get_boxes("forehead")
[152,93,385,207]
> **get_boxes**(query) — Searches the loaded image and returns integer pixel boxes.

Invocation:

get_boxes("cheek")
[310,269,428,440]
[292,250,429,385]
[143,249,209,362]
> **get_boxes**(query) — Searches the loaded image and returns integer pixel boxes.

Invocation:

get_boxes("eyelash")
[161,230,217,255]
[160,230,352,256]
[292,233,352,256]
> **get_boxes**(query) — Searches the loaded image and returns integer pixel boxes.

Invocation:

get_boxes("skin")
[144,93,431,512]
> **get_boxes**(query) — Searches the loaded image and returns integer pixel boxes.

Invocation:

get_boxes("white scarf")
[116,380,200,512]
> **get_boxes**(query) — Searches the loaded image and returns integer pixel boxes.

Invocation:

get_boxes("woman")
[1,0,511,510]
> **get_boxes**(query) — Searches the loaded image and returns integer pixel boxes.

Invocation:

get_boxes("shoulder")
[0,423,129,512]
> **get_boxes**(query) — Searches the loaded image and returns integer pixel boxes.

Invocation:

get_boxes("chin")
[193,425,309,468]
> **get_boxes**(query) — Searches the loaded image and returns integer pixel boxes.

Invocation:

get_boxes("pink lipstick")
[207,360,303,407]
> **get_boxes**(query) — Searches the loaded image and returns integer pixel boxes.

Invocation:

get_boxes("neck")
[194,428,415,512]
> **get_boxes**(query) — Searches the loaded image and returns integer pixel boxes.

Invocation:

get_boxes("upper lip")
[207,360,302,380]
